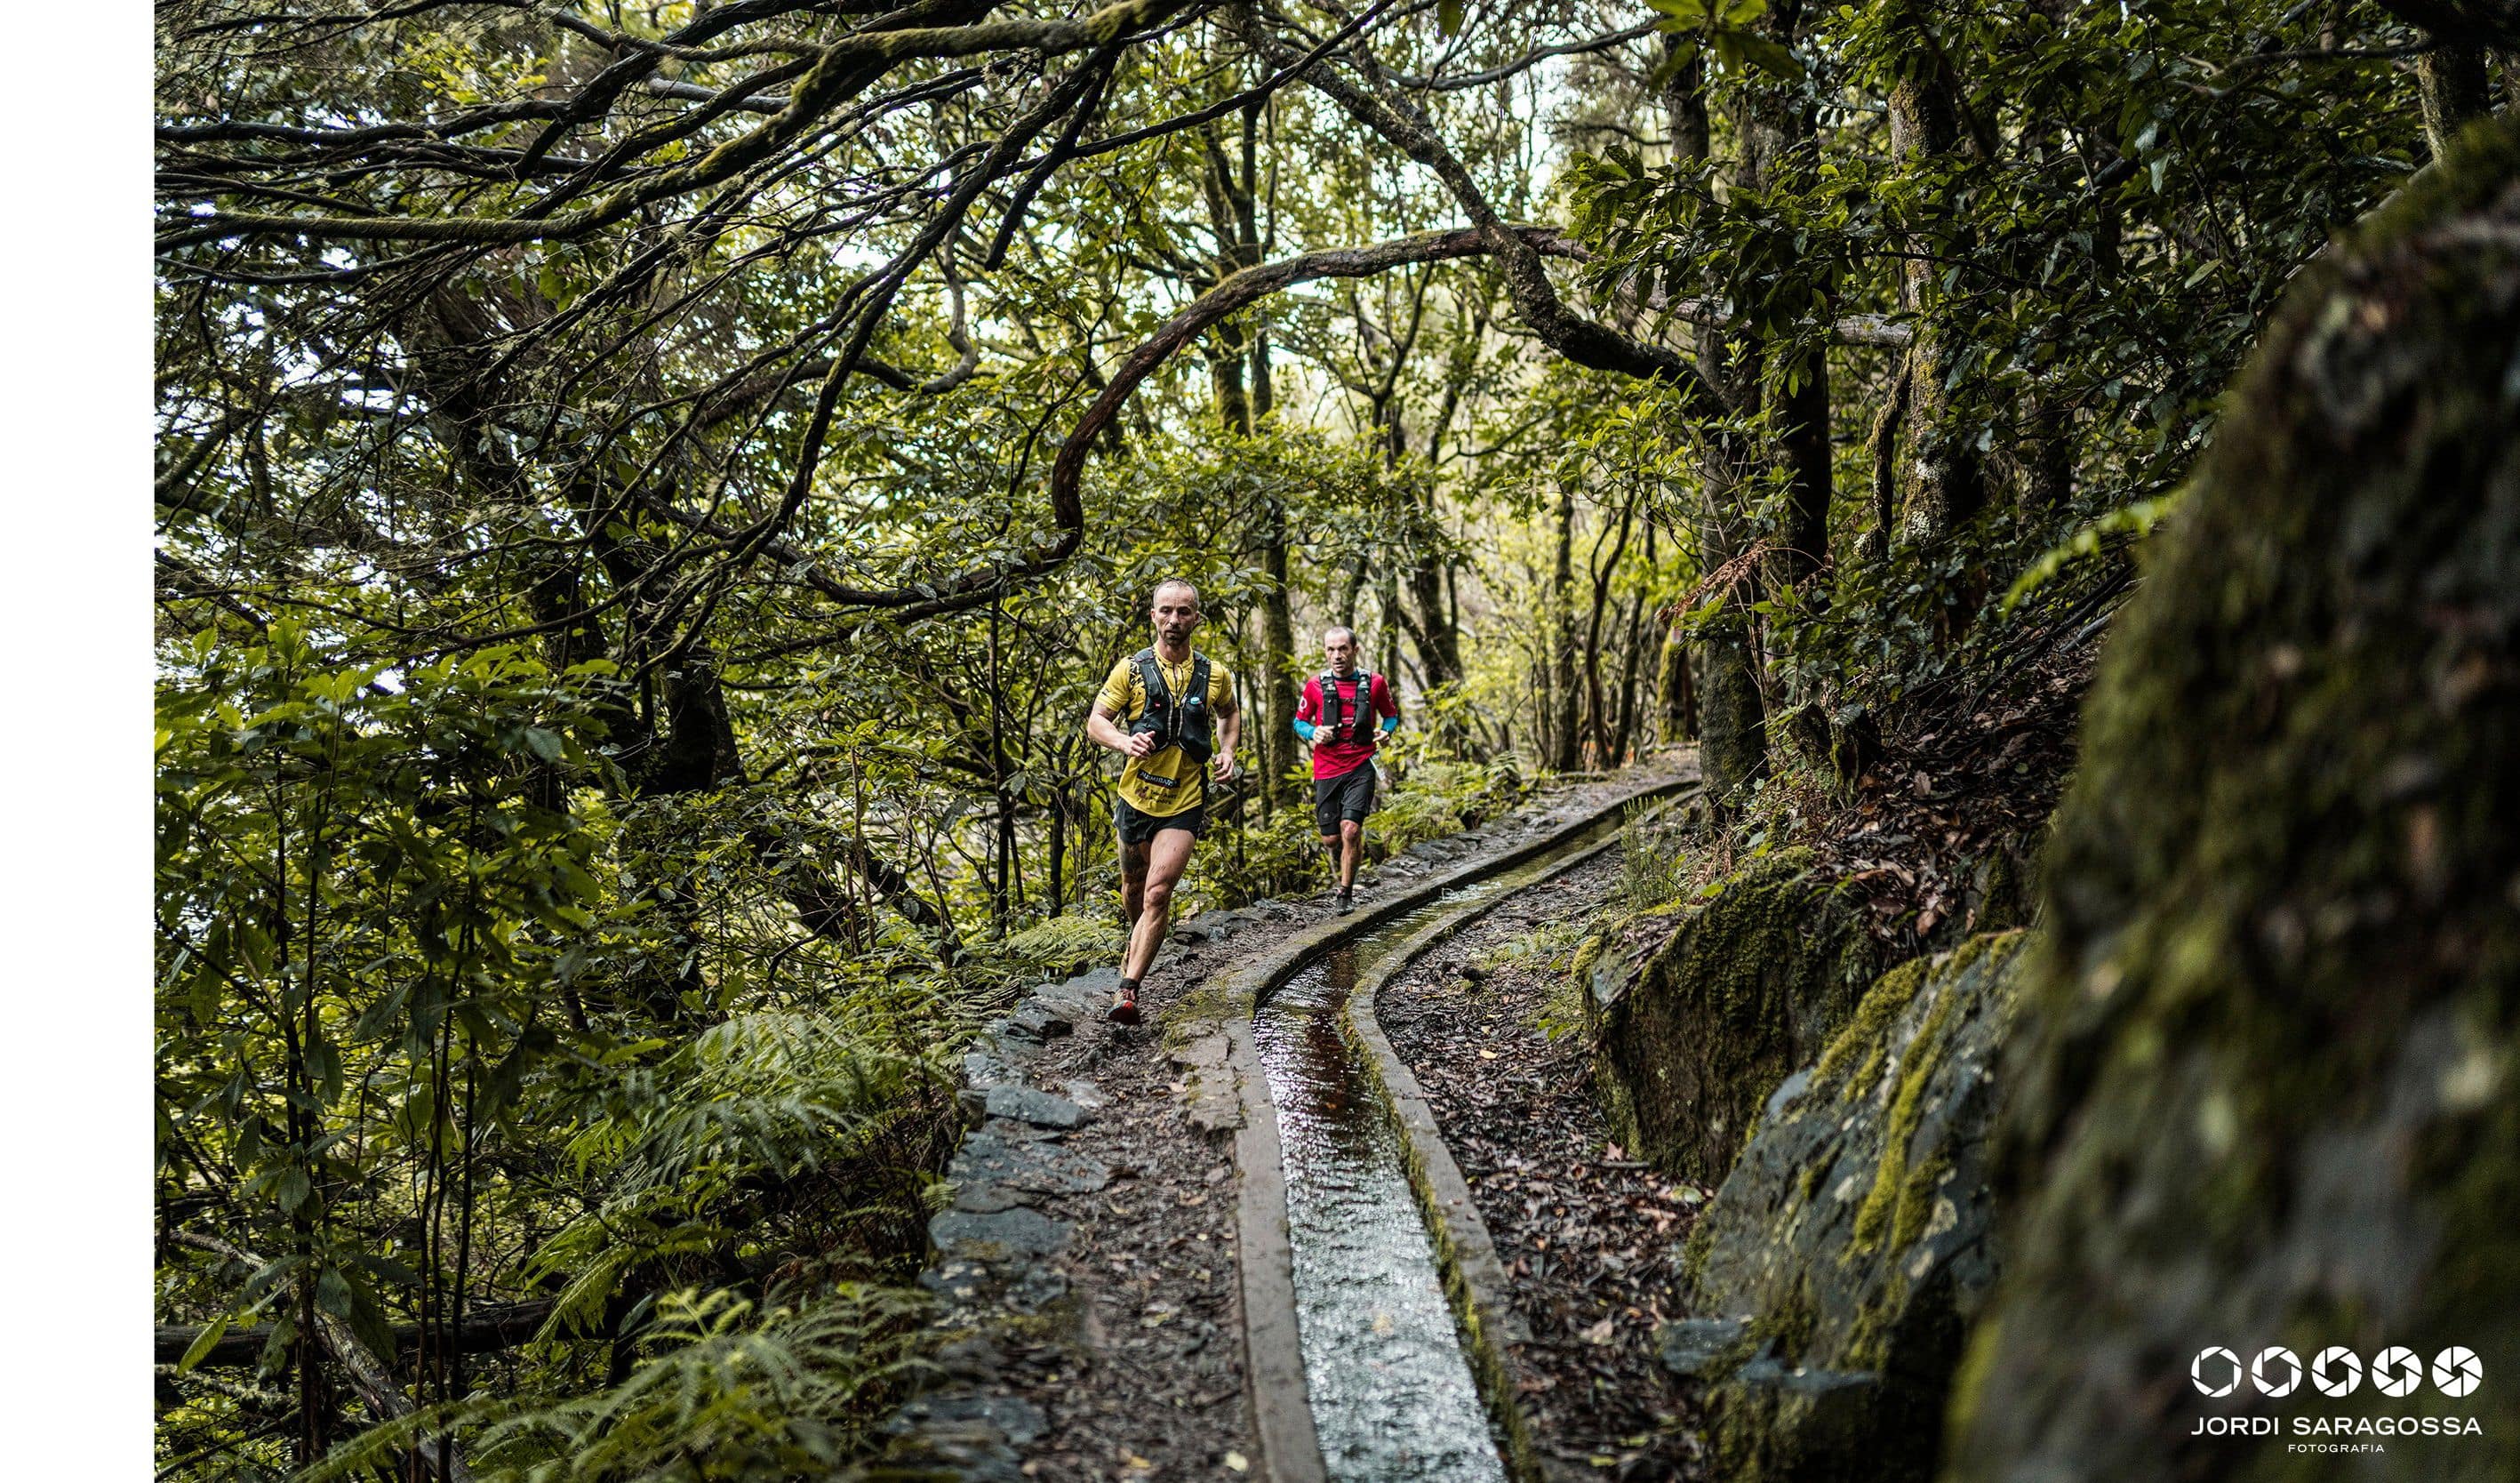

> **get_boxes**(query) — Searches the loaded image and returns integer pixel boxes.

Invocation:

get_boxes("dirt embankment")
[1377,847,1710,1482]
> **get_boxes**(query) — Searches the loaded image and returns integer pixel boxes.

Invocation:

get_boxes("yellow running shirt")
[1099,650,1234,816]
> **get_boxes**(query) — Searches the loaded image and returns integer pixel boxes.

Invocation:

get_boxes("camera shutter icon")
[2373,1346,2424,1398]
[2311,1346,2363,1398]
[2191,1346,2243,1398]
[2433,1346,2483,1398]
[2252,1346,2302,1398]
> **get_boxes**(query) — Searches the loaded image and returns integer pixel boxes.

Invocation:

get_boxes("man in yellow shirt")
[1086,578,1241,1023]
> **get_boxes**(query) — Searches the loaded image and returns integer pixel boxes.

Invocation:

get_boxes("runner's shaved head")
[1323,625,1355,646]
[1150,578,1201,611]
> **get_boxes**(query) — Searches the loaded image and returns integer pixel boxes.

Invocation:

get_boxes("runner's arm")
[1087,695,1154,758]
[1212,684,1243,777]
[1374,674,1401,733]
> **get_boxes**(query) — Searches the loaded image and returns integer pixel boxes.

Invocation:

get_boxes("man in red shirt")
[1292,626,1401,915]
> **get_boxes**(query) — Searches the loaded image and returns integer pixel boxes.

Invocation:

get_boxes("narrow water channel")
[1253,822,1623,1482]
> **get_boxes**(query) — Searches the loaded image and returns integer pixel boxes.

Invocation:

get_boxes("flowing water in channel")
[1253,822,1621,1482]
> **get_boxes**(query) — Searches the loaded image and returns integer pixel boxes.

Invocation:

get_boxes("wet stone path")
[857,760,1693,1483]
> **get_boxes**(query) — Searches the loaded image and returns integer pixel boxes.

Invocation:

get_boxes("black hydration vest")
[1129,649,1214,763]
[1317,669,1379,746]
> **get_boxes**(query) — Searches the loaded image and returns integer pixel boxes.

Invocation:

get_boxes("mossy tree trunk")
[2418,45,2496,157]
[1662,37,1770,803]
[1948,116,2520,1483]
[1886,8,1989,565]
[1739,0,1836,597]
[1548,484,1583,772]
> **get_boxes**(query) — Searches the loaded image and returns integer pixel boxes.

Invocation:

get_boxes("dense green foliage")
[154,0,2492,1476]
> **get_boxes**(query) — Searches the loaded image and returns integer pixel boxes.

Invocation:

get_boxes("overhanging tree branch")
[1226,4,1729,413]
[159,0,1209,250]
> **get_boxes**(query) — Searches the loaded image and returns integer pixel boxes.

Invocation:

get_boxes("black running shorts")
[1312,764,1378,835]
[1115,797,1206,845]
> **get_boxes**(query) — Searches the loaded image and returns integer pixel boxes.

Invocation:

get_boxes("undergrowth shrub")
[994,912,1128,981]
[306,1286,932,1483]
[1611,795,1693,914]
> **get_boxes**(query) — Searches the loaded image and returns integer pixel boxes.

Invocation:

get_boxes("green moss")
[1937,928,2010,984]
[1890,1149,1954,1254]
[1849,934,2022,1254]
[1692,934,2031,1477]
[1943,1310,2002,1442]
[1593,846,1897,1180]
[1748,1276,1818,1365]
[1681,1212,1716,1289]
[1567,930,1605,985]
[1852,973,1962,1251]
[1156,980,1233,1042]
[1816,956,1932,1091]
[1841,1271,1902,1374]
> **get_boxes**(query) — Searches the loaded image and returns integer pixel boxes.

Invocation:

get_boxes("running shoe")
[1335,888,1354,917]
[1107,986,1141,1025]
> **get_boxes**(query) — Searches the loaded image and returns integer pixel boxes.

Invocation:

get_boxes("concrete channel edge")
[1218,770,1699,1483]
[1345,782,1697,1483]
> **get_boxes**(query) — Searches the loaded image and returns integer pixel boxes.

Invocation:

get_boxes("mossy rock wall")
[1587,849,1884,1182]
[1945,118,2520,1483]
[1668,932,2026,1483]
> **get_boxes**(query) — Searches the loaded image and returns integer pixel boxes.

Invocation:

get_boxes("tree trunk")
[1888,41,1988,552]
[2419,45,2494,158]
[1336,554,1369,629]
[1047,784,1068,913]
[1609,581,1652,764]
[988,598,1012,935]
[1738,2,1835,597]
[1694,485,1770,805]
[1663,34,1772,798]
[2018,390,2075,519]
[1581,493,1638,765]
[1260,527,1296,806]
[1548,486,1583,772]
[1206,109,1296,808]
[1407,551,1464,686]
[1658,622,1697,743]
[1774,350,1834,592]
[1377,562,1403,684]
[1532,655,1554,767]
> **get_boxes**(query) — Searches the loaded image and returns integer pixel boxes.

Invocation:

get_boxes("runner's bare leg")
[1119,838,1151,928]
[1338,819,1364,891]
[1121,826,1198,982]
